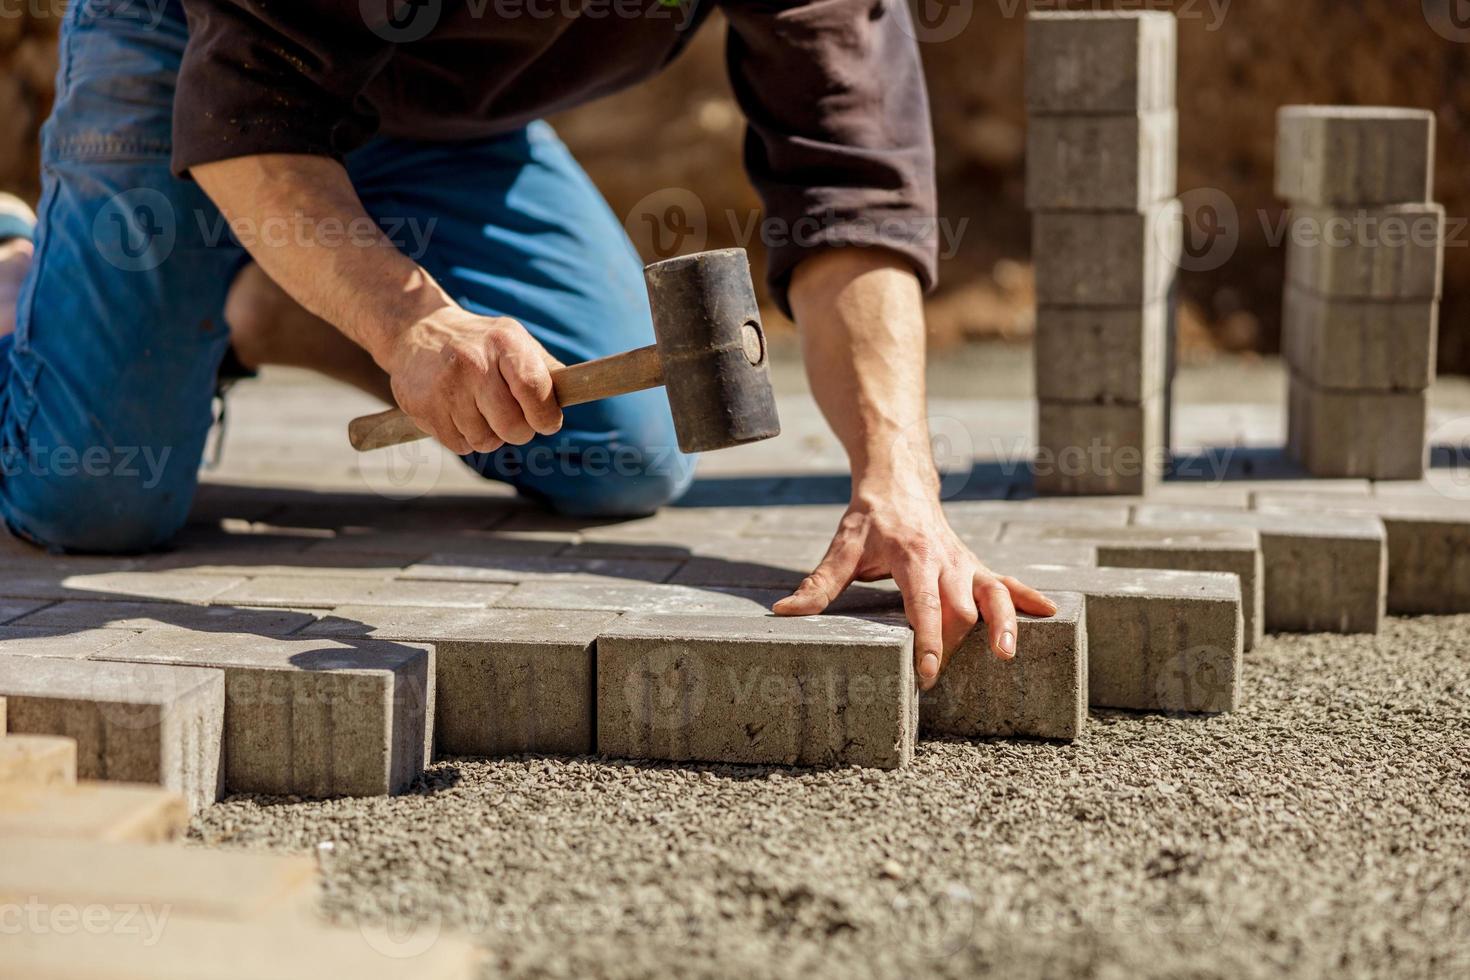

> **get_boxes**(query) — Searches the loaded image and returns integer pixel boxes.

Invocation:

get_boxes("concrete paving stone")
[4,914,485,980]
[1002,564,1242,713]
[1254,490,1470,614]
[304,529,566,560]
[0,571,244,603]
[1035,301,1169,404]
[0,837,318,922]
[946,499,1135,525]
[495,581,787,615]
[1288,376,1428,480]
[1032,199,1182,307]
[0,626,143,659]
[1026,109,1177,211]
[737,506,1002,542]
[138,548,414,580]
[1285,204,1444,301]
[1025,10,1176,115]
[305,605,618,756]
[1275,106,1435,206]
[14,600,315,636]
[1132,504,1388,633]
[0,781,189,843]
[0,734,77,785]
[1282,285,1437,392]
[1035,396,1166,496]
[0,598,49,624]
[1001,523,1264,651]
[96,631,433,798]
[0,654,224,811]
[598,614,916,769]
[919,591,1087,740]
[212,575,509,609]
[401,553,680,586]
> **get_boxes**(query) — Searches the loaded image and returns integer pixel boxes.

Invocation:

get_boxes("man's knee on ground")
[2,473,188,554]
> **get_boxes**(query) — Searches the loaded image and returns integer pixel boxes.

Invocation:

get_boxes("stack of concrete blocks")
[1026,10,1181,495]
[1277,106,1443,479]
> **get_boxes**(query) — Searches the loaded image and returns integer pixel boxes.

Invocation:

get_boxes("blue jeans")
[0,0,695,554]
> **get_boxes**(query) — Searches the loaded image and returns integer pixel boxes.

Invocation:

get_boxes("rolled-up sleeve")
[172,0,396,176]
[721,0,939,315]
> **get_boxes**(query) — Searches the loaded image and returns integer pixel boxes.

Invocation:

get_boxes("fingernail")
[920,652,940,680]
[999,631,1015,657]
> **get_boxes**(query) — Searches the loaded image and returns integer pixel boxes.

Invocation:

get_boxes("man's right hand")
[382,308,565,456]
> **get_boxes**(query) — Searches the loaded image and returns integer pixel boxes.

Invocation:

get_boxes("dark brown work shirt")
[173,0,939,312]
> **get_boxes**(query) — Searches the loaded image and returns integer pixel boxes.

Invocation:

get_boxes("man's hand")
[785,247,1059,690]
[385,308,564,455]
[773,496,1057,691]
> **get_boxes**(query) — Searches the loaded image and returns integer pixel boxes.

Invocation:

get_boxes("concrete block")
[1001,524,1264,651]
[1026,10,1176,115]
[212,575,509,609]
[1033,199,1182,307]
[97,632,432,798]
[1276,106,1435,206]
[3,915,485,979]
[401,553,679,585]
[0,627,140,659]
[138,549,417,580]
[0,734,77,785]
[0,598,47,624]
[13,600,315,636]
[1254,491,1470,614]
[304,528,565,560]
[0,571,242,603]
[1285,204,1444,301]
[0,656,224,811]
[305,605,618,756]
[920,592,1087,740]
[1283,284,1437,391]
[1132,504,1388,633]
[742,505,1003,542]
[0,837,318,922]
[1026,110,1177,211]
[495,581,786,615]
[1004,565,1242,713]
[1035,301,1168,404]
[598,615,916,769]
[0,781,188,843]
[1035,396,1166,496]
[946,499,1134,526]
[1288,375,1428,480]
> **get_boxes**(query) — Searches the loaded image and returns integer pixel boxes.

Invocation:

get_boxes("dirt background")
[4,0,1468,371]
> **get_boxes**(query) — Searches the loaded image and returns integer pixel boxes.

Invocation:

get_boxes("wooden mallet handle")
[347,344,664,452]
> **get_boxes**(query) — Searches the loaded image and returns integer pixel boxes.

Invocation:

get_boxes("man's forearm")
[193,154,451,369]
[788,248,939,504]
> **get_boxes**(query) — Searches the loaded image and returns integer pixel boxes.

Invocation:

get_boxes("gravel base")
[190,616,1470,979]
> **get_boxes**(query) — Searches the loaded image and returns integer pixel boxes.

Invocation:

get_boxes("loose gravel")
[191,616,1470,979]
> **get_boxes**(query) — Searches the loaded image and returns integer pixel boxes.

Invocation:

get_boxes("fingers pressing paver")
[305,605,618,756]
[95,632,433,798]
[920,592,1088,741]
[1132,504,1387,634]
[0,781,189,843]
[0,734,78,785]
[1000,523,1265,651]
[1254,490,1470,614]
[1004,565,1242,714]
[0,655,224,811]
[597,615,917,770]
